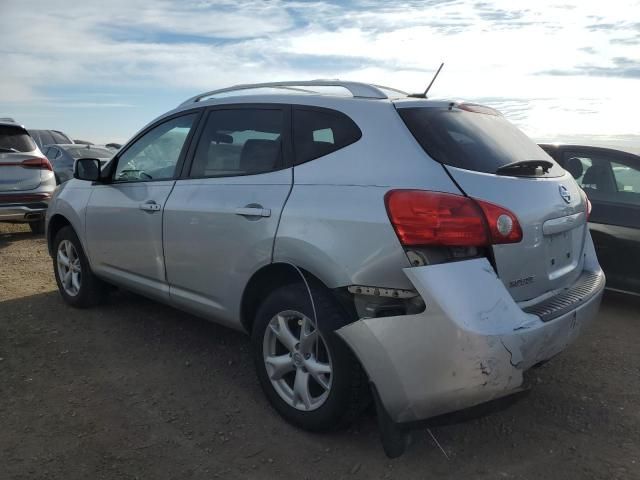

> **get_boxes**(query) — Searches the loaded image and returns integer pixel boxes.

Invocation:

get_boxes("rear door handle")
[235,206,271,218]
[139,201,161,212]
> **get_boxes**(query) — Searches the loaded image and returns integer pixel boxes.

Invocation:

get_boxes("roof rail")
[179,80,406,106]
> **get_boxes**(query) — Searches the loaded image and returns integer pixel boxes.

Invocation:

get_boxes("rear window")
[0,125,36,152]
[51,131,72,144]
[67,147,113,159]
[398,107,563,176]
[293,107,361,165]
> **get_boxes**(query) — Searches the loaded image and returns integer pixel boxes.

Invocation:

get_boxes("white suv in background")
[0,120,55,233]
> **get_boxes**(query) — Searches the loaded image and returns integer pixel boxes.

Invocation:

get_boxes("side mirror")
[74,158,101,181]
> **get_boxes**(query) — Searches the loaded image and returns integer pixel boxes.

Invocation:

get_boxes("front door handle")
[235,206,271,218]
[139,201,161,212]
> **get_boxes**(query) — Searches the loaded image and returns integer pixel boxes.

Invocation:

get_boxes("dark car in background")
[43,144,114,184]
[0,121,56,233]
[28,129,74,149]
[541,144,640,295]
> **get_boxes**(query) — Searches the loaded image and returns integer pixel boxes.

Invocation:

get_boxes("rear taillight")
[475,198,523,244]
[581,189,592,220]
[21,157,53,171]
[384,190,522,247]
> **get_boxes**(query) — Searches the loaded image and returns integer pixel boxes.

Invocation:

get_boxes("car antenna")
[408,62,444,98]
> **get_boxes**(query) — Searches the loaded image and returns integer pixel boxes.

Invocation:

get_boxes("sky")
[0,0,639,151]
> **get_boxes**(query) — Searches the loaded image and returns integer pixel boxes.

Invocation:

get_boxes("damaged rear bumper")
[336,255,604,425]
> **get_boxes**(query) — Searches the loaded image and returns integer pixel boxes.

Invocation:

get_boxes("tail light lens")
[580,189,592,220]
[384,190,522,247]
[21,157,53,171]
[475,199,523,244]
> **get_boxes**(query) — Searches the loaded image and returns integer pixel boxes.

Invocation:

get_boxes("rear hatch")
[0,124,43,192]
[396,102,589,302]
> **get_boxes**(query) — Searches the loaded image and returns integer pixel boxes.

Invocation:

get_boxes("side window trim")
[180,103,293,179]
[107,108,204,184]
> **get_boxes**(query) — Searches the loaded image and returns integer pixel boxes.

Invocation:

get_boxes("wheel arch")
[47,214,73,256]
[240,262,355,334]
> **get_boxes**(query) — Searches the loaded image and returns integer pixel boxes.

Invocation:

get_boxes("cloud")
[610,35,640,45]
[538,57,640,79]
[1,0,639,142]
[474,3,529,23]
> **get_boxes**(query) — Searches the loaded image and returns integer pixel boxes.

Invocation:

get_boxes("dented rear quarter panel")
[273,100,462,290]
[337,233,604,423]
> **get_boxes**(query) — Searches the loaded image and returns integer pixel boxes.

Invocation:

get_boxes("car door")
[559,147,640,294]
[84,111,201,301]
[163,105,293,329]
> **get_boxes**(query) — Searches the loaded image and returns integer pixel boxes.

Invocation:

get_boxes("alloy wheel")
[263,310,333,411]
[57,240,82,297]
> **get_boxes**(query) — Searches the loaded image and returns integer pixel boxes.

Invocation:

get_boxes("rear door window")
[398,106,563,176]
[189,108,285,177]
[565,149,640,206]
[293,107,361,165]
[0,125,37,152]
[612,161,640,200]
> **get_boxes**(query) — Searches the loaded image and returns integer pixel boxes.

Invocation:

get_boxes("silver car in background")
[45,81,605,456]
[0,120,56,233]
[43,144,114,184]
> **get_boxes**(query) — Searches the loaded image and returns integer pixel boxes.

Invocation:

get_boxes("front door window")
[114,114,197,182]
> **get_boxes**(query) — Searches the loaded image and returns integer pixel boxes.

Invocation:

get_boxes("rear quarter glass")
[398,107,564,177]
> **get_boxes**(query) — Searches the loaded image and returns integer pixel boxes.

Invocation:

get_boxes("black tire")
[52,226,107,308]
[29,219,45,234]
[252,282,369,432]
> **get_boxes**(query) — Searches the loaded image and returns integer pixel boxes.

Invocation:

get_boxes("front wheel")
[52,226,107,308]
[252,282,369,432]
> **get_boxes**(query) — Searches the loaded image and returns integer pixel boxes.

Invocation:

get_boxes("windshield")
[67,147,113,159]
[398,106,563,177]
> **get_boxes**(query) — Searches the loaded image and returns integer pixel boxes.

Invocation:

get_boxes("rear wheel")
[52,226,107,308]
[252,282,368,431]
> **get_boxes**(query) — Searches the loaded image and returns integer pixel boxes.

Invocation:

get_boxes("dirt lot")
[1,223,639,480]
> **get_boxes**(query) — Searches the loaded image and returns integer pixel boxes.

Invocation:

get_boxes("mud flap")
[371,383,412,458]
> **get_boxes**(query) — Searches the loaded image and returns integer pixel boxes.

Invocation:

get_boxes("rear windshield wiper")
[0,147,19,153]
[495,160,553,176]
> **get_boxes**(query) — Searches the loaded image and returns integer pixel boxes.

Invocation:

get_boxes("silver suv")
[1,120,56,233]
[45,81,605,456]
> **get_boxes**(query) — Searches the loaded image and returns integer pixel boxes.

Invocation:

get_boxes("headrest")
[582,164,614,193]
[240,139,280,174]
[564,157,583,179]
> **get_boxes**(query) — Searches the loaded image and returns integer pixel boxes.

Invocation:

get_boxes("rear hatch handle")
[542,211,586,235]
[495,160,554,176]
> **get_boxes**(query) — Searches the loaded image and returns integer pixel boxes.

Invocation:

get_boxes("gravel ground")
[1,222,639,480]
